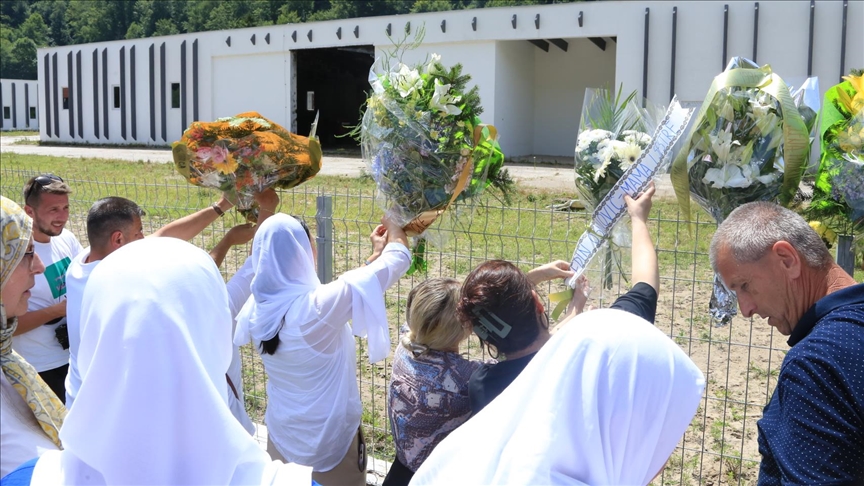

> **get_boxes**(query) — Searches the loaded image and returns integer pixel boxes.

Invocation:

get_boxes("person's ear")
[773,241,801,279]
[109,230,125,250]
[24,205,35,218]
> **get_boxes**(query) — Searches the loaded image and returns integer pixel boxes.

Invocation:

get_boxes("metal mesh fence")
[0,167,791,485]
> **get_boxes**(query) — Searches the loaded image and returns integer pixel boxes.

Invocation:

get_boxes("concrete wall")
[533,38,616,157]
[0,79,38,131]
[494,41,535,157]
[35,0,863,155]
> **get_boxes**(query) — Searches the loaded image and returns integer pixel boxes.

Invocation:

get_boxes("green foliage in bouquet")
[805,74,864,242]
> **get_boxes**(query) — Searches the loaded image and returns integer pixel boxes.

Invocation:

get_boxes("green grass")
[0,130,39,137]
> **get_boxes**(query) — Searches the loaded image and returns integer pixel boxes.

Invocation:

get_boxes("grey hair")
[709,202,832,270]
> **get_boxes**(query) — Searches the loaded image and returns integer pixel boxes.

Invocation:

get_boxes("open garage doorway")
[295,45,374,151]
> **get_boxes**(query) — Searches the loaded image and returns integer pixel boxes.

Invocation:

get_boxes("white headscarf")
[234,214,320,346]
[31,237,310,485]
[410,309,706,486]
[233,213,393,362]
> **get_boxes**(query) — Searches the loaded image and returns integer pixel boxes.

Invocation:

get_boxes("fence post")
[836,234,855,276]
[316,195,333,284]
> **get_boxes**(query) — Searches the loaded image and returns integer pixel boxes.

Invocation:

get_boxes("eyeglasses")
[24,174,64,203]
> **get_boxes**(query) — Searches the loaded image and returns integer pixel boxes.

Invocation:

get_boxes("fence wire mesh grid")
[1,168,793,485]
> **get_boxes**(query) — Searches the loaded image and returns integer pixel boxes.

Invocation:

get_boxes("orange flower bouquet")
[172,112,322,220]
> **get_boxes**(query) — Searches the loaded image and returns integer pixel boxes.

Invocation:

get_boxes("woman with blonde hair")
[383,278,484,486]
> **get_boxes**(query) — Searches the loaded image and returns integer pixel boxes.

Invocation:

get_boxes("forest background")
[0,0,586,80]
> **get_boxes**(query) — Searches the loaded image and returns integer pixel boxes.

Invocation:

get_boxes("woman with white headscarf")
[410,309,706,486]
[1,196,62,478]
[234,213,410,486]
[5,237,311,485]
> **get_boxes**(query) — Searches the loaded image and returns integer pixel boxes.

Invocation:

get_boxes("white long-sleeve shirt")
[261,242,410,471]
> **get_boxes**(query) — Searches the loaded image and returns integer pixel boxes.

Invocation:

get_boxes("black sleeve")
[610,282,658,323]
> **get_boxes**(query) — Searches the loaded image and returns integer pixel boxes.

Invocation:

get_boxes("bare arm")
[14,301,66,335]
[209,224,255,267]
[152,195,233,240]
[624,182,659,293]
[209,190,280,266]
[526,260,575,286]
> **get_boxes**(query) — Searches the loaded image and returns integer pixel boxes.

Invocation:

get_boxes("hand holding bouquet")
[573,88,660,289]
[173,112,322,221]
[671,57,811,325]
[358,51,510,273]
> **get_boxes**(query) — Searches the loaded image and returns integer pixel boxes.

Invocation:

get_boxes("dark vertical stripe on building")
[10,83,16,129]
[670,7,677,102]
[103,48,109,139]
[93,49,99,139]
[1,82,4,130]
[839,0,848,81]
[149,44,155,141]
[192,39,199,122]
[25,83,30,128]
[160,42,167,142]
[752,2,759,63]
[130,46,137,140]
[76,51,82,138]
[44,54,51,137]
[642,8,650,105]
[181,40,187,133]
[120,47,127,140]
[67,51,74,137]
[52,53,59,137]
[722,5,729,70]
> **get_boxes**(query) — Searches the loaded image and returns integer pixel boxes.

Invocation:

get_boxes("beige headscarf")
[1,195,66,447]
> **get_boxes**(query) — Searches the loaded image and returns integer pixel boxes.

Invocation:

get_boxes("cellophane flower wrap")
[670,57,811,325]
[806,74,864,254]
[359,53,509,273]
[173,112,322,221]
[573,88,660,289]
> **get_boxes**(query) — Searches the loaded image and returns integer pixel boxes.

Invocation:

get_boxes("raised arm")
[624,182,658,293]
[152,194,233,240]
[209,223,255,267]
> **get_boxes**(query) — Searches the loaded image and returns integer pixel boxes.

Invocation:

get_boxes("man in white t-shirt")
[65,190,277,433]
[13,174,84,403]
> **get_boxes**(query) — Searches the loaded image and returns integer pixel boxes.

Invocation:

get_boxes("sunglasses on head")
[24,174,64,202]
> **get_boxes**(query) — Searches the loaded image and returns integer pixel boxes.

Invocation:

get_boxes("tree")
[18,12,50,47]
[153,18,180,37]
[126,21,145,39]
[411,0,456,13]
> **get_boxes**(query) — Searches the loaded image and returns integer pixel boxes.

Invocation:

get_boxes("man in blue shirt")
[710,202,863,485]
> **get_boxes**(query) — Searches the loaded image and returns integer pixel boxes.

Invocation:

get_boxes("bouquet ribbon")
[555,98,694,318]
[403,124,498,237]
[670,65,809,229]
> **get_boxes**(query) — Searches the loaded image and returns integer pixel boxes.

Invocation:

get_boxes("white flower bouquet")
[573,88,660,289]
[354,47,511,274]
[671,57,813,325]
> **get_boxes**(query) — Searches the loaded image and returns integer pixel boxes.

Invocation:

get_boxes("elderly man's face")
[714,244,800,335]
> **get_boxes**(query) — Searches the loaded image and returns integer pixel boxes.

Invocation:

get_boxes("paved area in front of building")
[0,136,676,198]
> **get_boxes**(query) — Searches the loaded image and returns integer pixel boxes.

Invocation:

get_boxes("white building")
[35,0,863,157]
[0,79,39,131]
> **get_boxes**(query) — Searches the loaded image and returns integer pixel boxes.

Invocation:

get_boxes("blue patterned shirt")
[757,283,864,485]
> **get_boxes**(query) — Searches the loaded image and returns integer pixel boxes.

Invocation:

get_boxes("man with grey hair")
[710,201,863,485]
